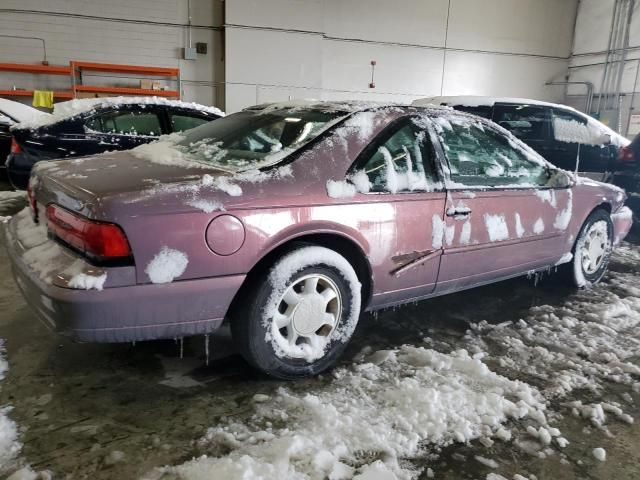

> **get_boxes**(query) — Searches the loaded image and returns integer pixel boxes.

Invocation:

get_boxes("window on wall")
[170,114,210,133]
[436,119,549,187]
[86,110,162,136]
[356,118,440,193]
[493,104,551,141]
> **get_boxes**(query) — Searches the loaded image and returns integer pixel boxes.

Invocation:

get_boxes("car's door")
[347,116,447,308]
[431,115,572,294]
[83,107,163,151]
[492,103,554,162]
[550,107,613,180]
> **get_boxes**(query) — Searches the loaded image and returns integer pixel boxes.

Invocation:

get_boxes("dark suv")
[6,97,223,189]
[413,96,628,182]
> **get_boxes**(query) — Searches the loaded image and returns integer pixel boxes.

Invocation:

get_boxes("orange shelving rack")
[0,60,181,103]
[0,62,74,101]
[71,61,181,99]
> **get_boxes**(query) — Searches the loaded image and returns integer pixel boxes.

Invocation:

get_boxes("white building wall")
[0,0,579,113]
[0,0,224,108]
[225,0,578,112]
[567,0,640,135]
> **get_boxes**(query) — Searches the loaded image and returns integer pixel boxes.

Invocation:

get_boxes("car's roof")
[244,99,455,116]
[413,95,569,109]
[13,96,225,130]
[414,95,630,147]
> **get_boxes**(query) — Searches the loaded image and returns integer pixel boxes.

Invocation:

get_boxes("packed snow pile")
[14,96,224,130]
[0,341,21,472]
[147,347,548,480]
[145,247,189,284]
[0,192,26,213]
[466,249,640,400]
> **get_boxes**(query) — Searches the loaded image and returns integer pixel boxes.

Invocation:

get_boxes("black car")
[0,98,52,181]
[6,97,223,189]
[413,96,628,181]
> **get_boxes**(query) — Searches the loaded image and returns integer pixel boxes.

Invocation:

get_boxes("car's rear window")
[176,108,348,171]
[452,105,493,119]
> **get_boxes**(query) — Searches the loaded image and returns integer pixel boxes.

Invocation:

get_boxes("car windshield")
[175,108,348,171]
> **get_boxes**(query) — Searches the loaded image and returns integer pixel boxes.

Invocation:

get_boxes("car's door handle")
[446,206,472,217]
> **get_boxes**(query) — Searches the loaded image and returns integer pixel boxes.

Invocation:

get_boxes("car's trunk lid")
[30,150,232,219]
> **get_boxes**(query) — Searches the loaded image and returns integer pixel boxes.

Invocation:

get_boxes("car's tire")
[568,209,613,288]
[231,245,362,379]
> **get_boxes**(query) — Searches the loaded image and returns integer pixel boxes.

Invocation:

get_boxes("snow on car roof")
[0,98,50,123]
[413,95,568,109]
[414,95,629,147]
[245,98,436,114]
[13,96,225,130]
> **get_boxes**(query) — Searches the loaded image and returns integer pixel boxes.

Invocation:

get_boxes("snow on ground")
[0,192,26,214]
[0,341,21,472]
[145,242,640,480]
[146,347,547,480]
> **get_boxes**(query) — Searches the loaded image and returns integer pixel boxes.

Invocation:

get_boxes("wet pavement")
[0,183,639,479]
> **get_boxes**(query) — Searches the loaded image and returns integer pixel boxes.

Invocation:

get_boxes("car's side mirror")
[546,166,575,187]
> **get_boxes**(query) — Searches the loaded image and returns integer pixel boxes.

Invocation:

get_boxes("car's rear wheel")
[569,209,613,288]
[231,245,362,379]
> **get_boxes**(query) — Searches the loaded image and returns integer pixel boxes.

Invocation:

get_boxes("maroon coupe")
[3,101,633,378]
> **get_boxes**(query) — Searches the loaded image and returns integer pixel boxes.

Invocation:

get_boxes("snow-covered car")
[6,96,224,189]
[413,96,629,182]
[0,98,51,180]
[3,101,633,379]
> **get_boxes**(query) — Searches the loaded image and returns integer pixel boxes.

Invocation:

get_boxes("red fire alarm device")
[369,60,376,88]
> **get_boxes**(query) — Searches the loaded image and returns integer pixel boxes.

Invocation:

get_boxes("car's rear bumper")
[612,206,634,245]
[4,210,245,343]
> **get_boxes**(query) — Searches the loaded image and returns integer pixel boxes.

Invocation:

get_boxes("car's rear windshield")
[176,108,348,171]
[452,105,493,119]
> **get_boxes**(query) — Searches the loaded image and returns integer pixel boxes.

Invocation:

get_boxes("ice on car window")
[436,118,548,188]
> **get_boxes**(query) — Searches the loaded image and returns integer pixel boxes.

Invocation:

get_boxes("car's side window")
[492,105,551,141]
[170,114,210,133]
[437,118,549,188]
[86,111,162,136]
[551,108,595,144]
[357,119,439,193]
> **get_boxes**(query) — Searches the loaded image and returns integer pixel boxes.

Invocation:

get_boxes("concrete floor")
[0,184,639,479]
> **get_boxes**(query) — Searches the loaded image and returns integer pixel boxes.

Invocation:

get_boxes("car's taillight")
[618,145,636,164]
[10,137,22,154]
[46,204,132,259]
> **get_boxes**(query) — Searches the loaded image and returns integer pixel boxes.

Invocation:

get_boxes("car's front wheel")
[570,209,613,288]
[231,245,362,379]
